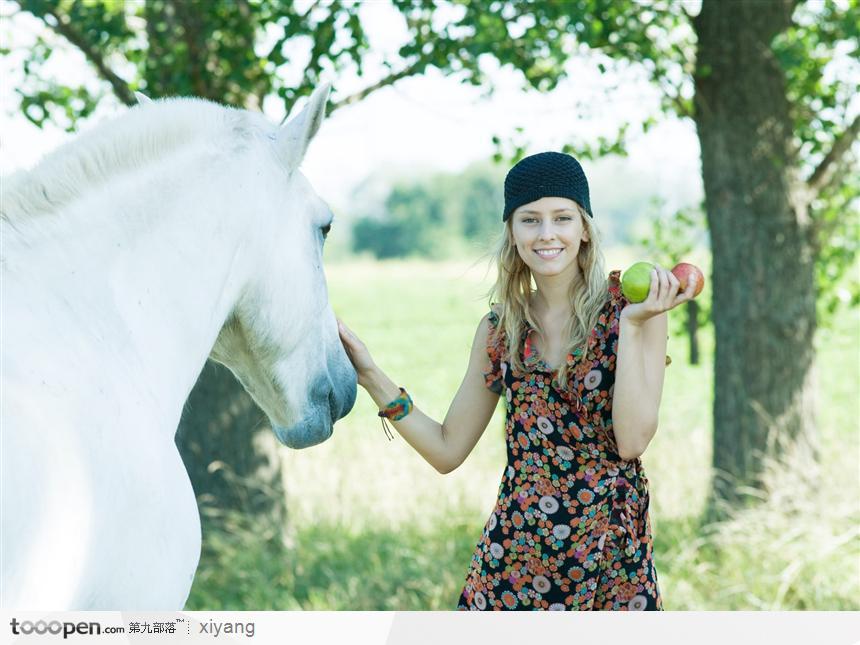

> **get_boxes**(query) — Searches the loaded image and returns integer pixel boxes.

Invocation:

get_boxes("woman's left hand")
[620,264,697,327]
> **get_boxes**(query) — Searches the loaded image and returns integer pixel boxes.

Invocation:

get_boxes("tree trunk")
[175,361,288,538]
[693,0,819,522]
[687,300,700,365]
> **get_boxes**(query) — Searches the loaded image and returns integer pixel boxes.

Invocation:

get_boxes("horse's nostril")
[328,388,338,423]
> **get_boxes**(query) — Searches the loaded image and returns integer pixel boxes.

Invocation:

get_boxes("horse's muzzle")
[272,419,333,449]
[271,374,356,449]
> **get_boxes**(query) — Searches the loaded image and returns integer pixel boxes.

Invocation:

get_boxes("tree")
[8,0,858,528]
[690,0,855,518]
[390,0,859,520]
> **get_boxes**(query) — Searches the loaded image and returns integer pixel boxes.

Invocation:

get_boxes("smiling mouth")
[534,248,564,259]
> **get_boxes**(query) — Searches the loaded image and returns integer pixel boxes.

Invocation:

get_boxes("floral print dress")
[457,270,663,611]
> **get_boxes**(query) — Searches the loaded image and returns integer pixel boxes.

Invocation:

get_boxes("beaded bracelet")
[377,387,413,440]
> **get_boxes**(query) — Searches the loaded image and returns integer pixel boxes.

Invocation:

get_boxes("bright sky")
[0,1,705,216]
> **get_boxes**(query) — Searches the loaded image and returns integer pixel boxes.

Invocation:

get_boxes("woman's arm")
[612,312,668,460]
[612,265,696,460]
[338,315,501,474]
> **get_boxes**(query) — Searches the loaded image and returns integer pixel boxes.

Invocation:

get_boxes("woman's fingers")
[337,318,358,351]
[649,265,671,306]
[665,268,681,309]
[648,268,659,303]
[338,318,356,341]
[670,271,697,309]
[639,265,700,314]
[647,265,691,312]
[686,272,698,295]
[335,317,374,373]
[667,268,680,296]
[658,266,669,302]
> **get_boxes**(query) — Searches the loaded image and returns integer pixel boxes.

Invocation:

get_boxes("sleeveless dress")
[457,270,663,611]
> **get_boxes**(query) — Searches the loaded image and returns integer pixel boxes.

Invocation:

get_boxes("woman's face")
[510,196,589,278]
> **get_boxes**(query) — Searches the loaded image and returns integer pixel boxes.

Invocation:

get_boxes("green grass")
[187,515,480,610]
[185,254,860,610]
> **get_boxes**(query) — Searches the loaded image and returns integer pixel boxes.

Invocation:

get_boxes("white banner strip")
[1,611,858,645]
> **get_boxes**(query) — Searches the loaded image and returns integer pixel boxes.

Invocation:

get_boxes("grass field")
[186,254,860,610]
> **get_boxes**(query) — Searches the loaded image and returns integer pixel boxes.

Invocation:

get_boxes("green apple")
[621,261,655,303]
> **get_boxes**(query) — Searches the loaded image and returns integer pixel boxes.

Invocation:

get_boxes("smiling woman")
[337,150,696,611]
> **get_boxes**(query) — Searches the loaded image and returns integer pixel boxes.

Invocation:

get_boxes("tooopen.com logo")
[10,618,125,639]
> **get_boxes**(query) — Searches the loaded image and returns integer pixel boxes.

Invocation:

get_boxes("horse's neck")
[8,159,252,436]
[106,200,249,419]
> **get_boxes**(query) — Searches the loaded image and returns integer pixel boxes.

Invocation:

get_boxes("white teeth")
[535,249,563,258]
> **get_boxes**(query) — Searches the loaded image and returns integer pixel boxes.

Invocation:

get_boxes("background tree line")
[350,163,501,259]
[348,160,688,259]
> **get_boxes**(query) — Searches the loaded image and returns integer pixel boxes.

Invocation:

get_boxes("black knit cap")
[502,151,593,221]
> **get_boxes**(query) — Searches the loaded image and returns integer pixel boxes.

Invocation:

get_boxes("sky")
[0,1,706,219]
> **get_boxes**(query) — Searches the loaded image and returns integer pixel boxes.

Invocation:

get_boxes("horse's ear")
[134,92,153,105]
[275,82,331,175]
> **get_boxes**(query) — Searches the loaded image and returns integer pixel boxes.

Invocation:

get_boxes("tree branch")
[806,113,860,198]
[329,58,431,113]
[33,4,136,106]
[263,1,320,62]
[656,75,693,120]
[808,149,856,258]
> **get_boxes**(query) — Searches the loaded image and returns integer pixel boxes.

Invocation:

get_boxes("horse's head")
[210,84,356,449]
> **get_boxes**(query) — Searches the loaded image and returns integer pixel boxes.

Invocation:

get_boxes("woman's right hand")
[335,312,501,475]
[337,318,377,387]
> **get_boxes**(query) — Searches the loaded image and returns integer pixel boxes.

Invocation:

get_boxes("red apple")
[671,262,704,298]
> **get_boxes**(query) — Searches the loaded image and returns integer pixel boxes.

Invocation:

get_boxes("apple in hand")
[671,262,704,298]
[621,261,655,303]
[622,260,705,303]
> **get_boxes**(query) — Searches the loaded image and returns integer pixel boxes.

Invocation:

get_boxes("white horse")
[0,84,356,609]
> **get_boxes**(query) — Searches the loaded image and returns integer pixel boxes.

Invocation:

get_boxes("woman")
[337,151,696,610]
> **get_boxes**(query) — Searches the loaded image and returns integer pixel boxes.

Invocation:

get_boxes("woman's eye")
[556,216,572,222]
[321,223,331,239]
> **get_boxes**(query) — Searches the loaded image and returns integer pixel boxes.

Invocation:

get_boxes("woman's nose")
[539,222,555,240]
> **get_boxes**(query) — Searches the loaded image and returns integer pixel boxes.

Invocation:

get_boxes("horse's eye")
[321,223,331,239]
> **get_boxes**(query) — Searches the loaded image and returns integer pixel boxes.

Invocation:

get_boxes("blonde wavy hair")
[487,202,609,392]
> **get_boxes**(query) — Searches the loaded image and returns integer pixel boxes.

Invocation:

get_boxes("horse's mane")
[1,98,262,222]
